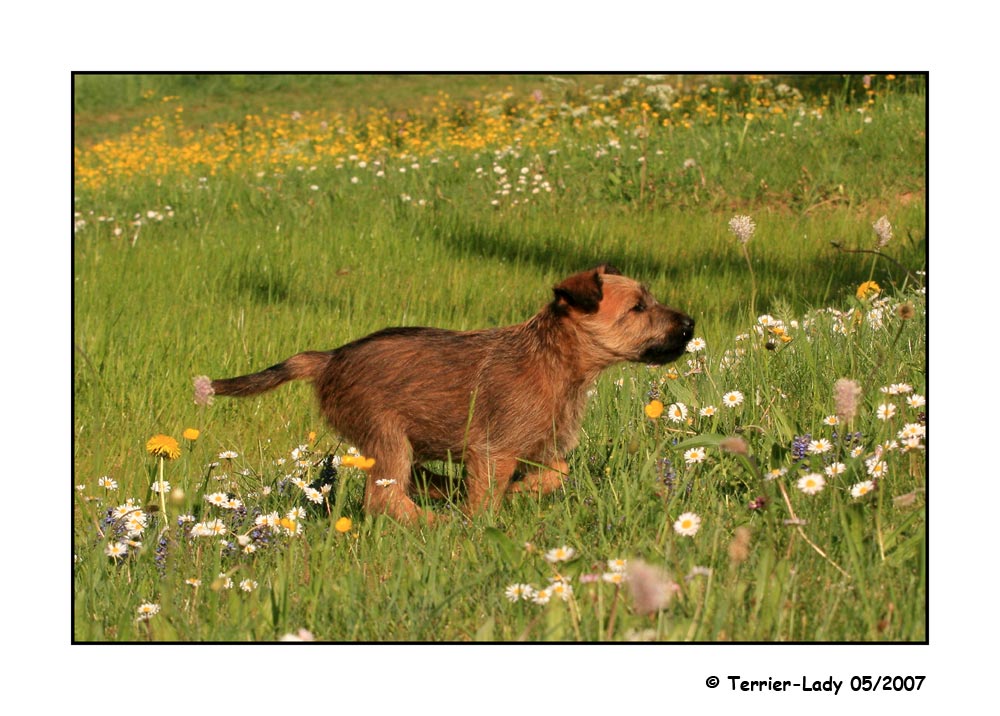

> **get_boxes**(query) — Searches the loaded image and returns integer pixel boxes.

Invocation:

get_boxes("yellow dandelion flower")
[856,280,881,301]
[341,455,376,470]
[644,400,664,419]
[334,516,353,533]
[279,517,298,533]
[182,428,200,441]
[146,434,181,460]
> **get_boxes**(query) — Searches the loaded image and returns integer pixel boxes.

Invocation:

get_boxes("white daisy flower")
[808,438,833,454]
[607,558,628,573]
[666,402,688,423]
[722,390,744,408]
[797,473,825,495]
[876,403,897,421]
[105,542,129,559]
[683,447,707,465]
[673,512,701,536]
[544,546,576,563]
[851,480,875,498]
[504,584,534,602]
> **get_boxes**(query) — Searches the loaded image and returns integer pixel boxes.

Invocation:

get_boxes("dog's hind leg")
[361,429,433,525]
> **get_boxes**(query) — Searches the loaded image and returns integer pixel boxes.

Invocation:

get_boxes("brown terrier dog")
[194,265,693,524]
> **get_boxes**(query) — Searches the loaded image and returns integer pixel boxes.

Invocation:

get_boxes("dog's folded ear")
[552,268,605,314]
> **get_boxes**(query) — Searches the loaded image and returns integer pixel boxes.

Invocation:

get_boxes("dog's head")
[552,265,694,367]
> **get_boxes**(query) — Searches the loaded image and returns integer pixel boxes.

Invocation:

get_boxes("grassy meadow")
[73,73,926,642]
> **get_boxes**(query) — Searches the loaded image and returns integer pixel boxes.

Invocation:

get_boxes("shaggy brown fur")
[195,265,693,524]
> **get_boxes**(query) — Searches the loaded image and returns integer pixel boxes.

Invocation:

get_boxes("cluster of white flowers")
[73,206,175,237]
[505,555,629,605]
[479,159,554,208]
[204,492,244,510]
[109,499,148,541]
[190,519,228,538]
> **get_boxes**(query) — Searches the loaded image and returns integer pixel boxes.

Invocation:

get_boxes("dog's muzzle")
[639,312,695,365]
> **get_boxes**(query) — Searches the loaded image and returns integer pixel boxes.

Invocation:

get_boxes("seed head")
[719,436,749,456]
[626,560,678,615]
[896,302,915,320]
[872,215,893,248]
[893,491,919,508]
[728,527,751,564]
[833,378,862,423]
[193,375,215,406]
[728,215,756,244]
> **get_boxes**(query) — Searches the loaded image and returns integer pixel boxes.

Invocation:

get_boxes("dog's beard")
[637,341,688,365]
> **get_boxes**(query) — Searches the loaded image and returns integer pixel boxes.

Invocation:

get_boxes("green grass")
[73,73,926,642]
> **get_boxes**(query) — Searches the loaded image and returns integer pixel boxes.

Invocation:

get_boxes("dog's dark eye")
[631,302,646,313]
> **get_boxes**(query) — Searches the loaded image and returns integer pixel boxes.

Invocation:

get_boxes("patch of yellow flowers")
[75,76,861,191]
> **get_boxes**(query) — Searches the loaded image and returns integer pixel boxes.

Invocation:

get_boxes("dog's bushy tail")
[194,351,330,406]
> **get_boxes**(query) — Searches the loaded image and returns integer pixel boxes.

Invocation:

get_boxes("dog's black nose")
[679,314,695,340]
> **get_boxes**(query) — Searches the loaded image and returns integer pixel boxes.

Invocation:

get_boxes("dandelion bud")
[719,436,749,456]
[833,378,862,423]
[626,560,678,615]
[896,302,915,320]
[728,526,751,564]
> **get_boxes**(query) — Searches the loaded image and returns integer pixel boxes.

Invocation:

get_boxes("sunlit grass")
[73,74,925,642]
